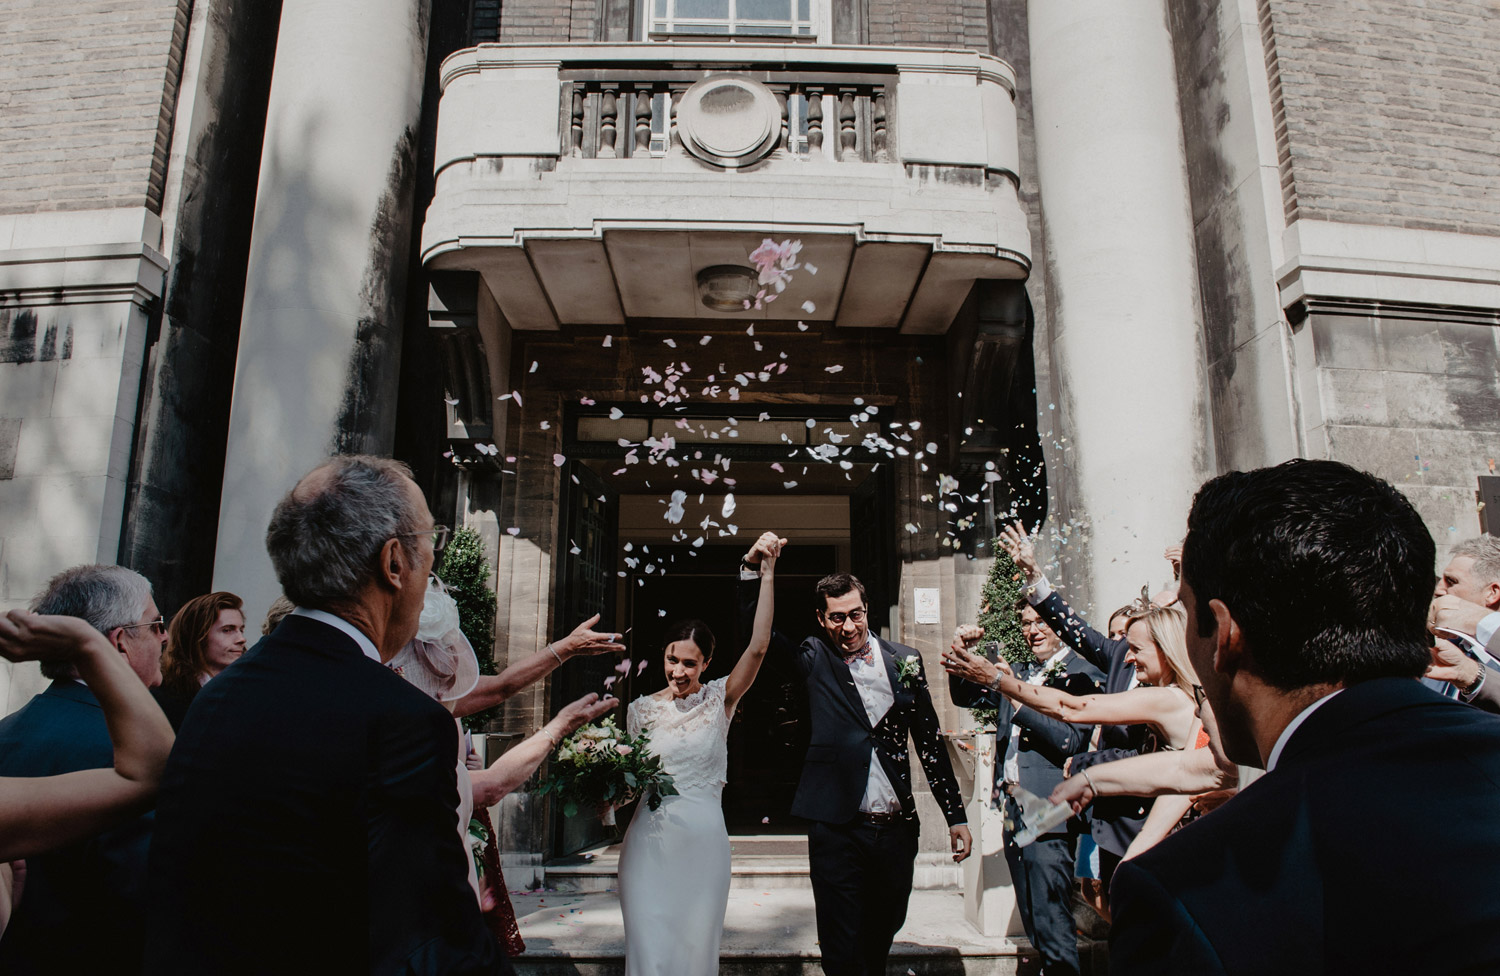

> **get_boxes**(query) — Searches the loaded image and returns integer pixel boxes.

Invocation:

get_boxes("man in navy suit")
[739,532,970,976]
[145,456,505,975]
[1110,459,1500,974]
[946,599,1103,976]
[0,563,166,975]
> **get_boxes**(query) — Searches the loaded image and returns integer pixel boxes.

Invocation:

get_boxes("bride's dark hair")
[662,619,716,661]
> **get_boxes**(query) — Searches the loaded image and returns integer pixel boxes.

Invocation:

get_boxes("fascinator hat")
[389,577,480,705]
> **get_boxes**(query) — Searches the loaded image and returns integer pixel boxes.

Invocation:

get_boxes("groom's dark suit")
[144,613,505,975]
[951,652,1102,976]
[1110,677,1500,975]
[741,579,965,976]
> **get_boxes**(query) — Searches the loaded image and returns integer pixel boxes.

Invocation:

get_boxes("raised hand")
[942,634,1000,687]
[1426,638,1483,689]
[0,611,113,664]
[549,692,620,739]
[997,521,1041,583]
[557,613,627,659]
[742,530,787,566]
[1429,594,1493,638]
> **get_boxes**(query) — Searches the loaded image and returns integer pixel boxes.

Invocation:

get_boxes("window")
[648,0,815,37]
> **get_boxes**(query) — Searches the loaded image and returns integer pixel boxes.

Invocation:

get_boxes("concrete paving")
[509,883,1042,975]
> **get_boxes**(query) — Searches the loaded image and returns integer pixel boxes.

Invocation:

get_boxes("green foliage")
[964,546,1031,730]
[436,527,499,731]
[977,546,1031,668]
[535,717,679,818]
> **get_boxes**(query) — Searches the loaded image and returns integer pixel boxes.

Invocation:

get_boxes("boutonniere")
[895,654,922,689]
[1039,658,1068,683]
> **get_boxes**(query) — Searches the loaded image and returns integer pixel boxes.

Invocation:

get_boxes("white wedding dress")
[618,676,733,975]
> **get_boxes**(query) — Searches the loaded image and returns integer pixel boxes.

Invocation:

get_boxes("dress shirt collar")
[1028,646,1070,685]
[1265,689,1341,771]
[290,607,382,663]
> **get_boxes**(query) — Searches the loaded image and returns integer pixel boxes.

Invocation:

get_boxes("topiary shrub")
[436,527,500,732]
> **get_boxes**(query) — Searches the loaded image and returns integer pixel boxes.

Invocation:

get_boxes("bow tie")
[842,643,875,667]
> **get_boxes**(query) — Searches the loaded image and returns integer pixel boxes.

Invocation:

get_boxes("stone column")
[1026,0,1214,606]
[212,0,429,619]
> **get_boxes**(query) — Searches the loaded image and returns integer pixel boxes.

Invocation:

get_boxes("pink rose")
[615,745,633,756]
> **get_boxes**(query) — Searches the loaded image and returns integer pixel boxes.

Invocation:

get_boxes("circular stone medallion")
[676,75,781,168]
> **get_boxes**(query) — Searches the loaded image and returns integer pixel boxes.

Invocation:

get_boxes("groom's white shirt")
[848,636,901,814]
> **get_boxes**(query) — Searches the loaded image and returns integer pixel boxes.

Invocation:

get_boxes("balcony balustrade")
[422,43,1031,333]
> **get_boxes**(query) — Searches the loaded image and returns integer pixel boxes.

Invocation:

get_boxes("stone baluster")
[806,88,824,155]
[570,85,585,157]
[872,89,888,161]
[838,91,857,158]
[669,86,684,152]
[599,86,618,158]
[776,89,788,152]
[634,87,652,154]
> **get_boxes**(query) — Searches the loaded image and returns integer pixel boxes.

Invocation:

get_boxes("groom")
[741,532,971,976]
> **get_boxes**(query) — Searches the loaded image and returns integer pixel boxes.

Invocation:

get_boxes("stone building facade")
[2,0,1497,867]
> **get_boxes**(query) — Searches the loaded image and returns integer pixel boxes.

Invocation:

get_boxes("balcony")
[421,42,1030,334]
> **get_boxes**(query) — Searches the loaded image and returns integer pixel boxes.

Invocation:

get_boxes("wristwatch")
[1459,663,1488,701]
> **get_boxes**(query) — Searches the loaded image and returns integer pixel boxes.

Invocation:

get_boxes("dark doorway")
[616,544,837,833]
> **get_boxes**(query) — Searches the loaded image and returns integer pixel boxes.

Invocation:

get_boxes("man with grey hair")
[0,564,167,974]
[146,455,508,974]
[1427,534,1500,714]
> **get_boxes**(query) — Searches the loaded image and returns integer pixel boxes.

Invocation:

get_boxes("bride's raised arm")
[724,535,782,713]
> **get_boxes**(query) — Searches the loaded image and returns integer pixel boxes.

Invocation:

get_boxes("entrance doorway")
[549,408,898,853]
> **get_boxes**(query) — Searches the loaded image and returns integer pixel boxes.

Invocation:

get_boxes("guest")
[261,594,295,635]
[1424,535,1500,711]
[948,599,1103,976]
[998,522,1184,893]
[145,455,506,974]
[388,579,616,955]
[153,591,247,730]
[1109,459,1500,974]
[450,611,625,720]
[0,611,173,853]
[0,565,168,975]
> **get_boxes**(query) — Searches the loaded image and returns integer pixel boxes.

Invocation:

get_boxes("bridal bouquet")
[536,716,678,822]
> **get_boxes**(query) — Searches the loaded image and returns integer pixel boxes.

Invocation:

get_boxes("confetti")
[825,365,844,374]
[603,335,612,347]
[801,300,816,313]
[553,454,566,467]
[443,396,459,405]
[529,361,539,373]
[506,527,520,536]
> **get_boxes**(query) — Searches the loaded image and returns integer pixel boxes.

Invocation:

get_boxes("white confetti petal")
[801,300,816,313]
[721,493,736,518]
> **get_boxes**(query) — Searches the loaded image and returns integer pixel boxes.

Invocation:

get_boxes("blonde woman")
[944,601,1205,856]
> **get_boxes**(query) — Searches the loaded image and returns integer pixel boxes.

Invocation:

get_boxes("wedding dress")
[618,676,733,975]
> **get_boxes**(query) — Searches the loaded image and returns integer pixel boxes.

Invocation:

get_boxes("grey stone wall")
[1265,0,1500,237]
[1301,309,1500,547]
[0,0,191,215]
[117,0,283,613]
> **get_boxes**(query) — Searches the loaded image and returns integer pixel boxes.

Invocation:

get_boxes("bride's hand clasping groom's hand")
[742,531,788,567]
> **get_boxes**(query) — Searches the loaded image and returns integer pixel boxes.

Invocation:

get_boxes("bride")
[617,537,781,974]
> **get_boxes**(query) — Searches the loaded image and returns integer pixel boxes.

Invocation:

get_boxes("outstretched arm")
[0,611,175,861]
[726,544,780,712]
[1122,792,1193,860]
[452,614,626,718]
[470,692,618,809]
[1049,747,1236,814]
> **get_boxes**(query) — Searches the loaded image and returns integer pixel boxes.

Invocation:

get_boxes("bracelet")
[1080,767,1097,796]
[539,726,560,747]
[1461,665,1487,701]
[546,643,564,666]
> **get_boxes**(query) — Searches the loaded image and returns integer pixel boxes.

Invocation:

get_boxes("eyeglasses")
[821,609,866,625]
[401,524,452,555]
[119,617,166,636]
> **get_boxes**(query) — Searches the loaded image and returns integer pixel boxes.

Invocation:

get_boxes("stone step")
[544,836,963,894]
[508,886,1053,976]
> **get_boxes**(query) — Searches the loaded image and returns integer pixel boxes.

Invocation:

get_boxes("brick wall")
[1265,0,1500,237]
[497,0,574,41]
[868,0,988,51]
[0,0,191,216]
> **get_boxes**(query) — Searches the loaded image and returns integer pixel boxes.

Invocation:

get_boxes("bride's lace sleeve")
[627,695,646,737]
